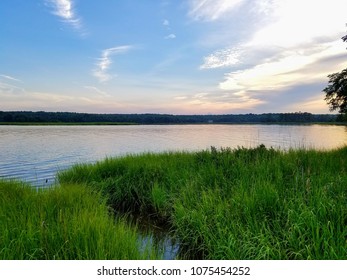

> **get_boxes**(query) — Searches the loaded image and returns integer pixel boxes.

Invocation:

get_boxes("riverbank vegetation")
[0,180,160,259]
[0,122,136,126]
[1,146,346,259]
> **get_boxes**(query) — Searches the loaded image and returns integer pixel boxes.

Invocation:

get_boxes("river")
[1,124,346,186]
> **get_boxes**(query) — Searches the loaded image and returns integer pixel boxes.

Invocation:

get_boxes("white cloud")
[219,41,346,92]
[163,19,170,26]
[93,46,133,83]
[196,0,347,114]
[164,33,176,39]
[200,0,346,69]
[200,47,242,69]
[248,0,346,49]
[188,0,246,21]
[0,74,21,82]
[45,0,82,30]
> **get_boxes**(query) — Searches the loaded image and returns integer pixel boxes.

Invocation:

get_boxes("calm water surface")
[1,124,347,186]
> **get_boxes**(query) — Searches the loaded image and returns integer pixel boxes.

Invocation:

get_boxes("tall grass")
[58,145,347,259]
[0,180,161,260]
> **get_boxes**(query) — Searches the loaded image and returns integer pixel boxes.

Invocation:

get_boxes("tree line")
[0,111,339,124]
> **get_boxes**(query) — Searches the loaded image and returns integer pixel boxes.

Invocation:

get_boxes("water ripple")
[1,124,346,186]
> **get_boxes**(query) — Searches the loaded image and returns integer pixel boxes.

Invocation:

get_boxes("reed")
[58,145,347,259]
[2,145,346,259]
[0,180,161,260]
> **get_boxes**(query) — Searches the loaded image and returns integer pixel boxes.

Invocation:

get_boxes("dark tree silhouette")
[0,111,337,123]
[323,33,347,115]
[323,69,347,113]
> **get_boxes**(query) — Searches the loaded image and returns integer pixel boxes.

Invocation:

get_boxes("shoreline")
[0,121,346,126]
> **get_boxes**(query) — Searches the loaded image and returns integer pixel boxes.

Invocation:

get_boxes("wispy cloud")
[0,82,25,95]
[84,86,109,97]
[172,90,264,113]
[164,33,176,40]
[163,18,176,39]
[0,74,25,95]
[188,0,246,21]
[45,0,82,31]
[0,74,21,83]
[174,96,188,100]
[93,46,133,83]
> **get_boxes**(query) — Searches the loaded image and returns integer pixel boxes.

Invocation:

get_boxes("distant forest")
[0,111,342,124]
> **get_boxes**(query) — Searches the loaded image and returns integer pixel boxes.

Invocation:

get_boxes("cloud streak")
[0,82,25,95]
[45,0,82,31]
[0,74,21,82]
[188,0,246,21]
[93,46,133,83]
[172,90,264,113]
[84,86,109,97]
[0,75,24,95]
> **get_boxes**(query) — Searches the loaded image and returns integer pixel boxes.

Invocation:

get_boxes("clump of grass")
[0,180,161,260]
[58,145,347,260]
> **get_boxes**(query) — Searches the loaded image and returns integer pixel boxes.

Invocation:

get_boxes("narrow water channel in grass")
[126,214,180,260]
[138,230,180,260]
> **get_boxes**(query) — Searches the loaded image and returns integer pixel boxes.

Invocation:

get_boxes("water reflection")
[129,213,180,260]
[139,234,180,260]
[0,124,347,186]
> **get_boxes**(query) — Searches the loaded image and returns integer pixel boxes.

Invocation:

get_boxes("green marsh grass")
[58,145,347,259]
[0,180,161,260]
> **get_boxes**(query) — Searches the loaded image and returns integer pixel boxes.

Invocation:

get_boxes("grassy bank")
[1,146,346,259]
[59,146,347,259]
[0,180,160,259]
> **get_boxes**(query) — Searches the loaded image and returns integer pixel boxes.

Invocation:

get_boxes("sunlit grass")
[58,145,347,259]
[0,180,161,260]
[2,145,346,259]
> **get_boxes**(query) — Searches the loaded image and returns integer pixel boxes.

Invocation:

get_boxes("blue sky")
[1,0,346,114]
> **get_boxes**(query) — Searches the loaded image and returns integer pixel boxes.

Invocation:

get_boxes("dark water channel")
[128,214,180,260]
[138,226,180,260]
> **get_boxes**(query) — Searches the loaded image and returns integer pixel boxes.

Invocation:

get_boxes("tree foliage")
[0,111,338,123]
[323,69,347,113]
[323,33,347,114]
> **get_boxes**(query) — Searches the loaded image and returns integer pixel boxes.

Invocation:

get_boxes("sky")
[1,0,347,114]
